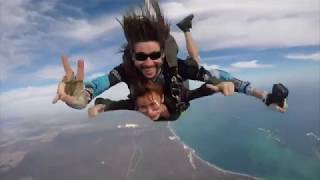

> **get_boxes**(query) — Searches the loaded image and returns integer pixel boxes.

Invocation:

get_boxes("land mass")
[0,112,255,180]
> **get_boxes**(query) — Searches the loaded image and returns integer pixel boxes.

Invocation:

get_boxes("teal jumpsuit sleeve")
[85,65,125,101]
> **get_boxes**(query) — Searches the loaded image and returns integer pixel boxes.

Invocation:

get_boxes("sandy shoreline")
[167,122,257,179]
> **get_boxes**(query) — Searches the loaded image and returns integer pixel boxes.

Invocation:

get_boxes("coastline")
[0,115,254,180]
[1,114,259,180]
[167,122,258,179]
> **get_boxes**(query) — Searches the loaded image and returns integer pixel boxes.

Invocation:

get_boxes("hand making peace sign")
[52,55,89,109]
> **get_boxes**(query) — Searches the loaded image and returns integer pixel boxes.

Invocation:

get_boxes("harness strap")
[168,67,189,112]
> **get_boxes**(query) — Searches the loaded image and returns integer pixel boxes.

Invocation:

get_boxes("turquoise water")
[172,83,320,180]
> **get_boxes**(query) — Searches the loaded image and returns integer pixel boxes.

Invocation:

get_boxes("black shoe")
[176,14,194,32]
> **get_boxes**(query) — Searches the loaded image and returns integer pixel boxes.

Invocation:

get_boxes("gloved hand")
[52,55,89,109]
[265,83,289,113]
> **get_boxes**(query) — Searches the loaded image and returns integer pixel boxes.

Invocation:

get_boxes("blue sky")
[0,0,319,118]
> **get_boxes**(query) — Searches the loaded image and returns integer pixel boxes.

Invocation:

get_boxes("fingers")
[88,104,105,118]
[221,87,228,95]
[59,93,77,103]
[55,55,87,108]
[61,55,85,81]
[219,82,234,96]
[53,81,76,104]
[52,81,66,104]
[61,55,74,81]
[275,99,288,113]
[52,94,60,104]
[205,84,219,92]
[274,105,287,113]
[76,59,84,81]
[88,106,99,118]
[225,82,235,96]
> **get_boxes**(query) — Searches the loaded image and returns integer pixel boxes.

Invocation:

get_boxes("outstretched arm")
[246,84,288,113]
[209,69,289,112]
[88,97,171,120]
[88,98,134,118]
[84,65,125,102]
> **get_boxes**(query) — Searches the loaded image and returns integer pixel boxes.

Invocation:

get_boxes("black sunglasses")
[133,51,162,61]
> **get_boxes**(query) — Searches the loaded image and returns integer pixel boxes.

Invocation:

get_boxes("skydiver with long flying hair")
[53,0,288,121]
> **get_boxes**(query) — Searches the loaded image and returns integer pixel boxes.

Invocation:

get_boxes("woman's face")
[133,41,163,79]
[136,92,163,121]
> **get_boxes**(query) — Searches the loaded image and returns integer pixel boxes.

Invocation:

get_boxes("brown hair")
[119,3,170,52]
[132,81,163,102]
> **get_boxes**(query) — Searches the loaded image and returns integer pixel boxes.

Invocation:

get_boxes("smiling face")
[136,91,163,121]
[134,82,164,121]
[133,41,163,79]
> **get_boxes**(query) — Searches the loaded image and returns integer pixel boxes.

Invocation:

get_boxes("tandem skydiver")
[53,0,288,121]
[87,12,288,121]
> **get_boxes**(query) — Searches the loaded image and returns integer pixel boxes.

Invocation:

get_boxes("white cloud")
[0,0,38,81]
[1,0,319,88]
[0,81,131,148]
[200,63,237,74]
[0,0,31,31]
[36,65,65,80]
[0,85,68,119]
[0,50,32,81]
[34,58,96,80]
[231,60,273,69]
[55,15,119,42]
[0,1,122,83]
[69,46,122,71]
[200,54,240,62]
[285,52,320,62]
[163,0,320,50]
[201,63,220,70]
[29,46,121,83]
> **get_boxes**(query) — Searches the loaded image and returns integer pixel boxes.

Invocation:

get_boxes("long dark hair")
[118,1,170,92]
[119,2,169,51]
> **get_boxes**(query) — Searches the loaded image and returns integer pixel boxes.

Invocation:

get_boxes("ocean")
[171,82,320,180]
